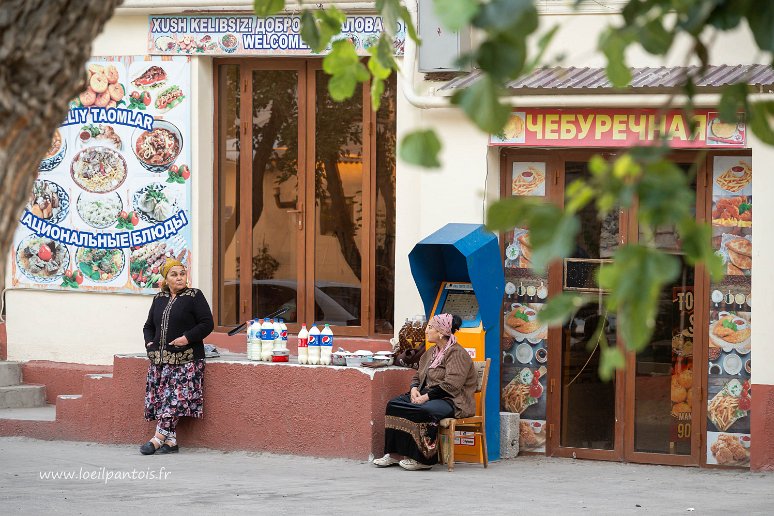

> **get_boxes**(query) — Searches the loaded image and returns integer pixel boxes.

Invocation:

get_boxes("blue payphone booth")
[408,223,504,462]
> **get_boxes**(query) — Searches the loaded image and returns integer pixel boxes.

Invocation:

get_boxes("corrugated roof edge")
[437,64,774,94]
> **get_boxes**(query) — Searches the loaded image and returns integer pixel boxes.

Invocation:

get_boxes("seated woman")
[374,313,476,470]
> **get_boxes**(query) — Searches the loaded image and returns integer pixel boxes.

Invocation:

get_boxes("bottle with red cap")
[297,324,309,364]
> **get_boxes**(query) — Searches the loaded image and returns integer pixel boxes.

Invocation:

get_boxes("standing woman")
[140,258,214,455]
[374,313,477,470]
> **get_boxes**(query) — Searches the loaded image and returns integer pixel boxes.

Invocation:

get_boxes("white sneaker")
[373,454,400,467]
[398,458,432,471]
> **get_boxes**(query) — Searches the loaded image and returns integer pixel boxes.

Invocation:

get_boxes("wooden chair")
[437,358,490,472]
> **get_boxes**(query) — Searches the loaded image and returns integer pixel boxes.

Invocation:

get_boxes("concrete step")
[0,384,47,409]
[0,404,56,421]
[0,361,22,387]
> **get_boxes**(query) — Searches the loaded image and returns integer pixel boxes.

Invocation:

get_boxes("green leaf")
[367,36,396,79]
[486,197,579,272]
[432,0,478,32]
[599,346,625,382]
[323,40,369,101]
[399,129,442,168]
[718,83,748,123]
[678,218,724,281]
[598,245,680,351]
[538,293,590,326]
[370,76,385,112]
[476,36,527,82]
[600,28,632,88]
[451,75,511,134]
[636,160,694,227]
[748,101,774,145]
[377,0,401,38]
[707,0,748,30]
[639,19,673,55]
[398,4,420,44]
[300,11,321,52]
[300,8,345,53]
[473,0,536,34]
[739,203,752,215]
[253,0,284,17]
[746,0,774,52]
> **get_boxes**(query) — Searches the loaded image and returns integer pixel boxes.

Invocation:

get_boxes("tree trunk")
[0,0,122,292]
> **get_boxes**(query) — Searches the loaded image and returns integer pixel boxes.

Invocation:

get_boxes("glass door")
[549,159,623,460]
[624,163,703,465]
[215,59,387,335]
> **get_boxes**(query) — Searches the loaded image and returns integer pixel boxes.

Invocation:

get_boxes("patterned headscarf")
[428,313,457,369]
[161,258,184,278]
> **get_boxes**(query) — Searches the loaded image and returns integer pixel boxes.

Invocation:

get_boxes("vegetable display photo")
[11,55,193,294]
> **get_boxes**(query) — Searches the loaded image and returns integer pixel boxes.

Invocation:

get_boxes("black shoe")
[140,441,159,455]
[157,443,179,454]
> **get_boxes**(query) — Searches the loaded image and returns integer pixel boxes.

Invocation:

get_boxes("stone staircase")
[0,361,55,422]
[0,362,47,410]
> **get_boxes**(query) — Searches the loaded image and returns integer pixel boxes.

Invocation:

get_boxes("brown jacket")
[411,343,477,418]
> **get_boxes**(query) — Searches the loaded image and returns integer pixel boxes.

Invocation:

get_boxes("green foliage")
[253,0,284,17]
[538,292,591,326]
[301,8,345,53]
[399,130,442,168]
[323,40,369,101]
[487,197,579,273]
[432,0,478,32]
[598,245,680,351]
[452,75,512,135]
[251,0,774,379]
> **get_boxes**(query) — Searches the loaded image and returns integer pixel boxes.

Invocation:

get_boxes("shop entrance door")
[214,60,376,334]
[545,154,705,466]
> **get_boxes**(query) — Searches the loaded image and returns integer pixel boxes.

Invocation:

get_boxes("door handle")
[286,202,304,231]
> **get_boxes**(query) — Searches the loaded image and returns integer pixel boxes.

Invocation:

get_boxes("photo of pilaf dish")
[70,146,128,193]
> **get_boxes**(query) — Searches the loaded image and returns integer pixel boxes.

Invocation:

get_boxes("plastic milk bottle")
[297,324,309,364]
[279,318,288,350]
[272,318,283,351]
[320,324,334,365]
[308,324,321,365]
[247,319,258,360]
[260,318,274,361]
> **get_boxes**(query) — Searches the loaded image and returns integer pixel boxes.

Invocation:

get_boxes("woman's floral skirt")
[144,359,205,420]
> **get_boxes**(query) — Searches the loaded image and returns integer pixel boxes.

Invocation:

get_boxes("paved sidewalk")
[0,437,769,515]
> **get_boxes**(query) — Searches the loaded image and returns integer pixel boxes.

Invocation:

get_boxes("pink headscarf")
[428,313,457,368]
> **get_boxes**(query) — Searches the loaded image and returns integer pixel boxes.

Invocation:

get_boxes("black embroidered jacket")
[143,288,214,365]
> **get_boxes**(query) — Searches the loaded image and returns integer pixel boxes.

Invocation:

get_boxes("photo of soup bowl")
[131,120,183,173]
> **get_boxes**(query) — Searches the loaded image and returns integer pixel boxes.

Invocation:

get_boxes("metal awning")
[438,64,774,94]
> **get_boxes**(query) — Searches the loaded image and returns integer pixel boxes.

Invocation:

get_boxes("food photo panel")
[707,377,751,434]
[713,156,751,196]
[519,419,547,454]
[501,364,547,420]
[127,60,189,120]
[505,228,535,269]
[707,432,750,466]
[511,162,546,197]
